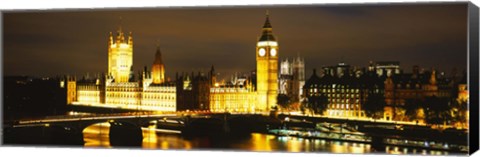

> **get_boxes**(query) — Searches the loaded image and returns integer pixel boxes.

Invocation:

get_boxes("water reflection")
[82,122,111,148]
[142,125,193,149]
[385,146,449,155]
[81,123,449,155]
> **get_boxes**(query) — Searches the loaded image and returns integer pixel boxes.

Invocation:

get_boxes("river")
[82,122,452,155]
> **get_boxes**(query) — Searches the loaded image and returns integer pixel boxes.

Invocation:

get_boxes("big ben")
[256,12,278,111]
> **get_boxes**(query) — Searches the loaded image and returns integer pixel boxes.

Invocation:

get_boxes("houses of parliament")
[65,13,297,113]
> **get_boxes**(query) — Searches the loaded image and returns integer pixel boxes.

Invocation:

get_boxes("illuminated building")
[68,27,176,112]
[303,69,372,118]
[210,76,257,113]
[152,46,166,84]
[279,59,293,95]
[66,76,77,104]
[69,13,283,113]
[457,73,468,102]
[256,12,279,111]
[384,67,452,106]
[279,56,305,103]
[304,62,386,118]
[455,72,468,128]
[384,66,454,121]
[108,27,133,83]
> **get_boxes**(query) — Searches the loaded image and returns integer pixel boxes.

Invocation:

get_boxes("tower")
[256,11,279,111]
[152,46,165,84]
[209,65,217,86]
[292,56,305,102]
[66,76,77,104]
[108,26,133,83]
[279,59,291,95]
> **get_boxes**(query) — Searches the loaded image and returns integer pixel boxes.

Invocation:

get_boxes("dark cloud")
[3,3,468,79]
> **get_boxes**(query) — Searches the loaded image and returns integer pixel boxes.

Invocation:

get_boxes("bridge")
[5,112,281,146]
[4,112,468,153]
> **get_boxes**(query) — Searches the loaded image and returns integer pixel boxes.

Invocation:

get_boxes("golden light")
[270,48,277,56]
[259,48,266,56]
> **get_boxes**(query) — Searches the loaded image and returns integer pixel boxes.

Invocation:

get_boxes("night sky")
[3,3,468,81]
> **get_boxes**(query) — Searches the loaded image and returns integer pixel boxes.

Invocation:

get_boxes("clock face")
[270,48,277,56]
[259,48,266,56]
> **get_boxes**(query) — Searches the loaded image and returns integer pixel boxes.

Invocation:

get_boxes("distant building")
[279,56,305,103]
[369,61,400,77]
[303,65,384,118]
[383,66,455,121]
[456,72,468,102]
[322,62,355,78]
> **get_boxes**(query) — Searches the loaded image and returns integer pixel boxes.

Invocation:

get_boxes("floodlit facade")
[303,69,370,118]
[68,14,281,113]
[256,12,279,111]
[68,28,176,112]
[210,81,257,113]
[108,28,133,83]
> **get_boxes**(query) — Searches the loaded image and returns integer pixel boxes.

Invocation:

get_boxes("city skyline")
[4,3,468,80]
[2,3,474,154]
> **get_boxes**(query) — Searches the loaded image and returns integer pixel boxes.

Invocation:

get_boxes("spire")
[210,65,215,74]
[430,69,437,85]
[128,32,133,45]
[116,16,125,43]
[118,16,123,32]
[263,10,272,29]
[116,27,125,43]
[108,32,113,45]
[259,11,276,42]
[153,45,163,65]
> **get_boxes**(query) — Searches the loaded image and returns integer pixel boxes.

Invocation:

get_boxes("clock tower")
[256,12,278,111]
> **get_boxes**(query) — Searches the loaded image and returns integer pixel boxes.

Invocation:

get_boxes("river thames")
[81,122,453,155]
